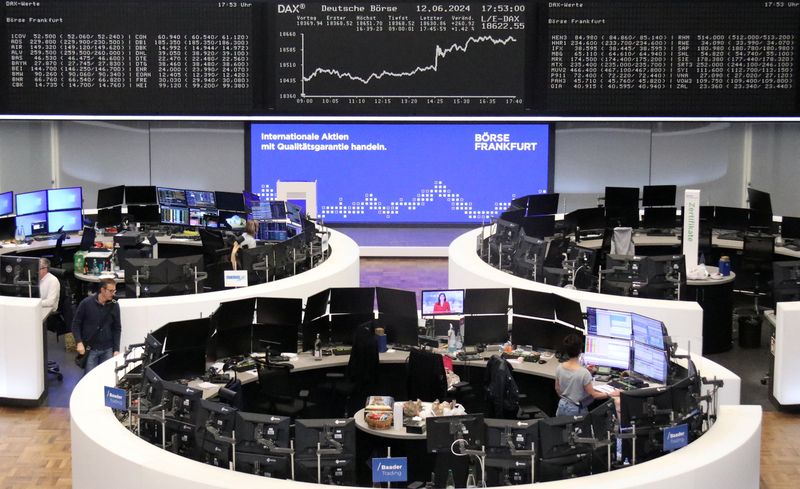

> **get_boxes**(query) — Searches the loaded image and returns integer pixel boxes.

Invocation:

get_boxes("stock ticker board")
[0,0,798,116]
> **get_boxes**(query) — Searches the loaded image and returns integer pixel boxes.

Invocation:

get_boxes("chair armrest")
[452,381,470,390]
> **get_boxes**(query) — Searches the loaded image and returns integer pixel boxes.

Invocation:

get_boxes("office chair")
[483,355,545,420]
[320,322,380,417]
[406,348,471,404]
[610,227,635,256]
[734,233,775,315]
[42,232,68,269]
[44,267,74,382]
[254,360,313,417]
[199,228,231,291]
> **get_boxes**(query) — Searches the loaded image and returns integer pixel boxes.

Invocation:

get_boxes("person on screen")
[72,278,121,374]
[433,292,450,313]
[554,333,619,416]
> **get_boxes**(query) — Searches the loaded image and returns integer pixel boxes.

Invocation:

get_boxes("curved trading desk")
[0,230,358,405]
[70,350,753,489]
[449,229,707,355]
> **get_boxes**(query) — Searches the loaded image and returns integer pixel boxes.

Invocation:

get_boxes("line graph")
[274,1,529,113]
[301,34,519,98]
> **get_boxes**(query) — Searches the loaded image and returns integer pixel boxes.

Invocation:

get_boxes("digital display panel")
[47,209,83,233]
[157,187,188,207]
[631,313,666,350]
[15,212,47,236]
[186,190,216,209]
[47,187,82,211]
[249,123,552,223]
[583,334,631,370]
[633,342,668,384]
[0,191,12,216]
[586,307,633,340]
[421,289,465,316]
[16,190,47,215]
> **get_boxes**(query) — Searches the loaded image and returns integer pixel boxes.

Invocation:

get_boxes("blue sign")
[663,423,689,452]
[372,457,408,483]
[104,386,128,411]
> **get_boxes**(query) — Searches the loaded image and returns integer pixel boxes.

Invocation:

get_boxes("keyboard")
[644,230,677,237]
[170,234,201,240]
[717,232,744,241]
[608,379,649,390]
[33,235,57,241]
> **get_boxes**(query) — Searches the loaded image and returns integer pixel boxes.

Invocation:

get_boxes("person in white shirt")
[230,219,259,268]
[38,257,60,322]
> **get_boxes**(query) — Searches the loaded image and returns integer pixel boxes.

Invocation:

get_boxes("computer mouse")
[538,359,547,364]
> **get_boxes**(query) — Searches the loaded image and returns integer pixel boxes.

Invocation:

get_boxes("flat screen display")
[47,187,82,211]
[421,289,464,317]
[0,191,12,216]
[631,313,665,350]
[642,185,677,207]
[583,334,631,370]
[157,187,188,207]
[125,186,157,205]
[633,342,668,384]
[186,190,216,208]
[47,209,83,233]
[586,307,633,340]
[97,185,125,209]
[249,123,552,223]
[15,212,47,236]
[16,190,47,215]
[215,191,246,212]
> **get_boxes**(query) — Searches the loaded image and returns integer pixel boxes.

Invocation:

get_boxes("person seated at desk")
[38,257,60,322]
[230,219,259,268]
[554,333,619,416]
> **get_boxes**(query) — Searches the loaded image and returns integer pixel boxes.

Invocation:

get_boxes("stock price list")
[544,0,800,115]
[273,2,530,114]
[2,0,254,115]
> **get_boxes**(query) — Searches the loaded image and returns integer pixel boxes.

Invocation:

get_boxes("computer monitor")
[16,190,47,215]
[604,254,648,283]
[511,288,556,319]
[235,451,291,479]
[564,207,605,234]
[375,287,417,317]
[0,191,13,216]
[185,189,216,209]
[159,381,203,425]
[329,287,375,314]
[126,204,161,224]
[493,218,521,244]
[463,315,508,346]
[772,261,800,302]
[304,289,330,323]
[252,323,298,354]
[747,187,772,214]
[604,186,639,209]
[121,257,169,285]
[646,254,686,283]
[47,209,82,233]
[632,342,669,384]
[197,398,237,440]
[15,212,47,236]
[585,307,633,340]
[189,207,218,227]
[583,334,631,370]
[509,195,530,211]
[631,313,666,350]
[256,297,302,327]
[0,216,15,240]
[748,209,773,231]
[301,316,330,350]
[528,193,560,215]
[96,206,123,228]
[97,185,125,209]
[0,255,40,297]
[156,187,187,207]
[235,411,291,453]
[125,186,157,205]
[160,206,190,226]
[464,288,509,315]
[619,385,673,428]
[294,455,355,485]
[294,418,356,456]
[421,289,465,316]
[511,232,547,279]
[426,414,485,453]
[642,207,677,230]
[553,295,584,329]
[209,324,253,360]
[606,206,640,229]
[377,313,419,347]
[212,297,256,331]
[781,216,800,240]
[253,200,287,220]
[536,415,593,482]
[484,418,538,453]
[200,439,231,469]
[642,185,677,207]
[47,187,82,211]
[499,209,526,225]
[713,206,749,232]
[219,210,247,230]
[520,215,555,239]
[330,314,373,344]
[511,316,581,351]
[157,318,212,352]
[215,191,246,212]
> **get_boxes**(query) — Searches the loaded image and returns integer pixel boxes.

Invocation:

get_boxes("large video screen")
[248,123,552,223]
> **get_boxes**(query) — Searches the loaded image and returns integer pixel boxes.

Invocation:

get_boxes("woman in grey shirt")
[554,333,619,416]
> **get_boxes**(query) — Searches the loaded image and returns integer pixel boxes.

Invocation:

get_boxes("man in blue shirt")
[72,278,122,373]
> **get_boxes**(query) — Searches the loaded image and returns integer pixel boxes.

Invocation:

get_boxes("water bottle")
[719,256,731,276]
[313,333,322,360]
[445,469,455,489]
[466,467,477,488]
[14,225,24,242]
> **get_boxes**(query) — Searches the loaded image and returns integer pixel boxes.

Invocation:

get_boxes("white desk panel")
[0,296,44,402]
[773,302,800,405]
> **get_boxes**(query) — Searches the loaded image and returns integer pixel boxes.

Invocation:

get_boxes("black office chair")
[199,228,231,291]
[734,233,775,315]
[483,355,545,420]
[320,322,380,417]
[44,267,74,382]
[406,348,471,405]
[42,232,68,269]
[254,360,313,417]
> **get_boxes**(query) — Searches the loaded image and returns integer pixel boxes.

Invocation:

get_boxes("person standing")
[554,333,619,416]
[72,278,121,373]
[38,257,60,322]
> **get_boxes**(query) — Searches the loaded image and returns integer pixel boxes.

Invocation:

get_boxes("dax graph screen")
[248,123,552,223]
[272,2,531,113]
